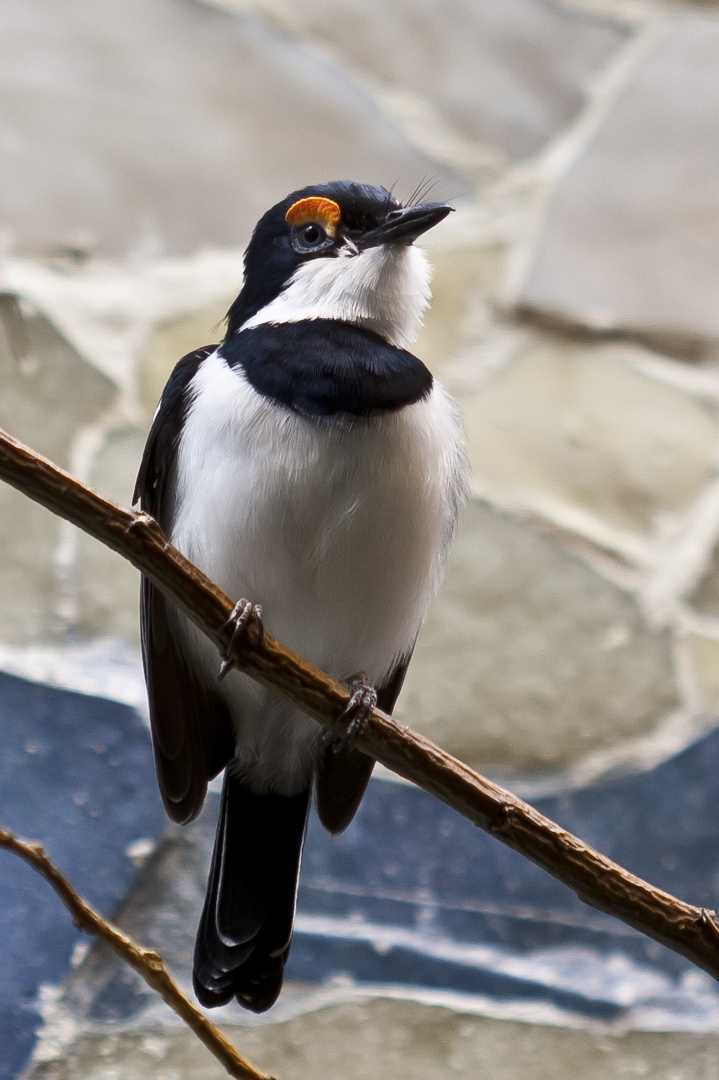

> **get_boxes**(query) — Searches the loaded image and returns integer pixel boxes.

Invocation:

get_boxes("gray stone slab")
[0,0,466,259]
[516,20,719,345]
[75,425,147,647]
[26,1002,719,1080]
[690,543,719,620]
[460,339,718,536]
[397,498,679,775]
[283,0,626,161]
[0,295,116,645]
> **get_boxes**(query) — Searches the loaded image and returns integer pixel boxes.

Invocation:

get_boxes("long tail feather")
[193,774,310,1012]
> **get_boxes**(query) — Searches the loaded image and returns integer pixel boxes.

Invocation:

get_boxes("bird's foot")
[218,599,264,680]
[331,673,377,751]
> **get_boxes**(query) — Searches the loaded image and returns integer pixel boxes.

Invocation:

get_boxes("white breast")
[171,349,465,793]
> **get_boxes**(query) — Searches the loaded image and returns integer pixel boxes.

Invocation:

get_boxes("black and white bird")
[135,181,466,1013]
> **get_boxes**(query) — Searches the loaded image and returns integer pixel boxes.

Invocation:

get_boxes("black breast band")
[220,320,433,416]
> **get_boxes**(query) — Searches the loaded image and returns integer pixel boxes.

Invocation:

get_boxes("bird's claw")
[331,674,377,751]
[218,599,264,680]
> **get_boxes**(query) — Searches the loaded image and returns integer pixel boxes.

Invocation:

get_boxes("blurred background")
[3,0,719,1077]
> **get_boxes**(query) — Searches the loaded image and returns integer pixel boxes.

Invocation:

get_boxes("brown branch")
[1,426,719,983]
[0,828,274,1080]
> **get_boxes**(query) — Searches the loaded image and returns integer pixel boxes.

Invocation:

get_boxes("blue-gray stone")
[67,723,719,1032]
[11,671,719,1079]
[0,673,164,1080]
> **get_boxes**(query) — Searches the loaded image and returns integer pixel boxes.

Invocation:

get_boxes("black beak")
[356,202,453,249]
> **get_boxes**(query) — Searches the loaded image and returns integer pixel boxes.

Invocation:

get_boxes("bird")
[134,180,467,1013]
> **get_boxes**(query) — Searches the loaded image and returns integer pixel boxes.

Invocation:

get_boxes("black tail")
[193,773,311,1013]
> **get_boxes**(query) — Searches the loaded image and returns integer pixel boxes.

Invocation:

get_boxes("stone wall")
[3,0,719,1076]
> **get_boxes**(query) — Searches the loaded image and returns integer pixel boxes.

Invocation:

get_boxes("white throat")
[240,244,433,349]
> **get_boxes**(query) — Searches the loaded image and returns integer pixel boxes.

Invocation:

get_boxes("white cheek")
[240,244,433,349]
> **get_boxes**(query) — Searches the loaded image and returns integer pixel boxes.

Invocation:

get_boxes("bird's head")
[226,181,453,348]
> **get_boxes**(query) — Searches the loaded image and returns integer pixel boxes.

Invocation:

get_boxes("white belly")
[171,350,465,793]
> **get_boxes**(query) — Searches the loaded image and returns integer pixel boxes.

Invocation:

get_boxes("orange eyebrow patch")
[285,197,341,237]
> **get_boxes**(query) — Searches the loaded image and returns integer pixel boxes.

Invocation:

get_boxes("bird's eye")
[302,224,322,245]
[291,221,331,254]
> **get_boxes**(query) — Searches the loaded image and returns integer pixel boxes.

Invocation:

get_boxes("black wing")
[315,653,413,835]
[136,345,234,825]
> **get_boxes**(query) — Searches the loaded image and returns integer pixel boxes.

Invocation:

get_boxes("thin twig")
[1,426,719,983]
[0,828,274,1080]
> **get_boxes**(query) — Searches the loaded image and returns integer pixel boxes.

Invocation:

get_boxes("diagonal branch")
[0,828,274,1080]
[1,426,719,983]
